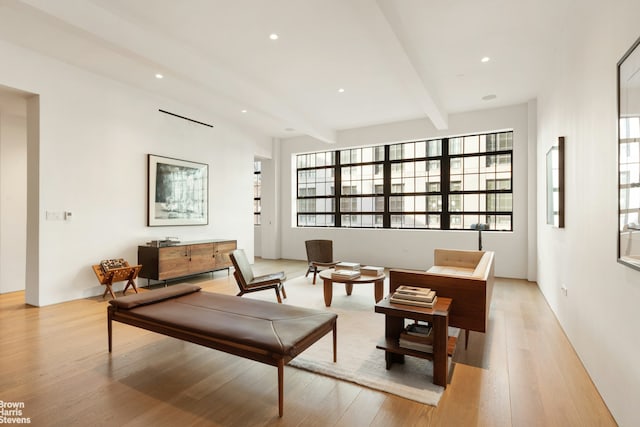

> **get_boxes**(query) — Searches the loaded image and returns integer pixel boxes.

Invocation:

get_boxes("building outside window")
[295,130,513,231]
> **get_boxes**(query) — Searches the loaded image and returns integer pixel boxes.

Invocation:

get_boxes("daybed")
[107,284,337,417]
[389,249,495,348]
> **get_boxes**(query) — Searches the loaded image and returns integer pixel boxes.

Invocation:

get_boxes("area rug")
[242,275,458,406]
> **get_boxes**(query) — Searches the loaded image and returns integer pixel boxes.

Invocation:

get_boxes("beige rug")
[243,275,457,406]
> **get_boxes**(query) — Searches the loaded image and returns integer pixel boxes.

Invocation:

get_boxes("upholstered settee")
[389,249,495,348]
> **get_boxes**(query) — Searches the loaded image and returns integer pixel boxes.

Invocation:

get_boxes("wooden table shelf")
[375,296,454,387]
[376,336,458,361]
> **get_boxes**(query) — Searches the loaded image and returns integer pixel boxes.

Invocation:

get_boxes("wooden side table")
[374,296,455,387]
[92,263,142,299]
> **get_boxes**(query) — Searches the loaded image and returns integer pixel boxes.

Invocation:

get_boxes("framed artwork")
[618,35,640,269]
[546,136,565,228]
[147,154,208,226]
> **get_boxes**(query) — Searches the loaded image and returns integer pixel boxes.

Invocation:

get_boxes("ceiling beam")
[353,0,448,130]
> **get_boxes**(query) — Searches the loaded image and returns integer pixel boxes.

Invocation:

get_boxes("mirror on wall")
[618,36,640,270]
[546,136,565,228]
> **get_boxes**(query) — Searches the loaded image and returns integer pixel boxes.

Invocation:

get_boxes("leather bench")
[107,283,337,416]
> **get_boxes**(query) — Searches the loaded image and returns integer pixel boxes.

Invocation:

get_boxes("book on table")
[335,261,360,270]
[395,285,433,296]
[391,289,436,303]
[331,269,361,280]
[398,339,433,353]
[360,265,384,276]
[389,294,438,308]
[398,322,434,352]
[405,322,432,337]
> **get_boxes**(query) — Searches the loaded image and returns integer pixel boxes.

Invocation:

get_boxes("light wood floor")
[0,259,616,426]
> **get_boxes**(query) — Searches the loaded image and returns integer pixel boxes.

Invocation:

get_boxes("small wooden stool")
[92,263,142,299]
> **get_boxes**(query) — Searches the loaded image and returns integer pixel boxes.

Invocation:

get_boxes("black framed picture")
[147,154,208,226]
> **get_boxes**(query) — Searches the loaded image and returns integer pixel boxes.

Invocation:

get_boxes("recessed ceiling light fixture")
[482,94,497,101]
[241,109,247,113]
[481,56,490,63]
[269,33,279,40]
[285,127,295,132]
[338,88,345,93]
[155,73,164,79]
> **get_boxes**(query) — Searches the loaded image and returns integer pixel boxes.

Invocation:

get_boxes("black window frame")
[295,131,513,231]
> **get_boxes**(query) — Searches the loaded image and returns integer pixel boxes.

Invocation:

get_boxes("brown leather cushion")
[109,283,201,309]
[117,290,336,357]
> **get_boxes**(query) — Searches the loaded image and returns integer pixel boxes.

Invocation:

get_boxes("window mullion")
[441,138,450,230]
[383,145,391,228]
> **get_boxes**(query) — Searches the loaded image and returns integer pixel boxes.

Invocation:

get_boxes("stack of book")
[361,265,384,276]
[331,269,361,280]
[389,285,437,308]
[335,261,360,270]
[399,322,433,353]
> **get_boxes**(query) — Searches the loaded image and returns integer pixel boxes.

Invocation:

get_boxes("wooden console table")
[138,239,236,284]
[374,296,455,387]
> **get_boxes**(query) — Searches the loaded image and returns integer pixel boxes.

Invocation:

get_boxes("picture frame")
[546,136,565,228]
[147,154,208,226]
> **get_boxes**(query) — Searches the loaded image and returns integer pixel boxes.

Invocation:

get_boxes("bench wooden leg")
[277,360,284,417]
[107,310,113,353]
[333,321,337,362]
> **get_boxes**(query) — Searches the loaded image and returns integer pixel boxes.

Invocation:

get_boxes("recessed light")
[269,33,279,40]
[155,73,164,79]
[482,94,497,101]
[481,57,490,63]
[241,109,247,113]
[338,88,345,93]
[285,127,295,132]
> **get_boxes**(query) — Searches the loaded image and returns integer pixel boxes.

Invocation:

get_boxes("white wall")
[0,102,27,293]
[279,103,533,278]
[0,40,259,306]
[536,2,640,425]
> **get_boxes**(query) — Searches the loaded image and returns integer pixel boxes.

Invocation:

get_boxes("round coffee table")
[318,268,385,307]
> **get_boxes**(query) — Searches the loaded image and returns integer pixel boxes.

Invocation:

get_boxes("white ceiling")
[0,0,575,143]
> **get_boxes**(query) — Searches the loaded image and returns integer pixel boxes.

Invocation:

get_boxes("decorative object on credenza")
[147,154,208,226]
[470,223,488,250]
[617,34,640,271]
[546,136,565,228]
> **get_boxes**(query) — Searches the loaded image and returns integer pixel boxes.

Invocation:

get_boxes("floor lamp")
[470,223,489,250]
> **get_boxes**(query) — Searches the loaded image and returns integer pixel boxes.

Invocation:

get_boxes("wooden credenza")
[138,239,237,282]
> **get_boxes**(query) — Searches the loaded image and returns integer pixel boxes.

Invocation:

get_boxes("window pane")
[295,131,512,231]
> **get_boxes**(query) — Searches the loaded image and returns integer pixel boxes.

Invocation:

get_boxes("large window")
[295,131,513,231]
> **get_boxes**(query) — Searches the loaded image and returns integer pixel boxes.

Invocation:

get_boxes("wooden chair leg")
[275,288,282,303]
[312,268,318,285]
[305,266,311,278]
[280,284,287,299]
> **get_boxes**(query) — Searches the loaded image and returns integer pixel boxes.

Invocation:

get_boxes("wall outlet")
[561,284,568,296]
